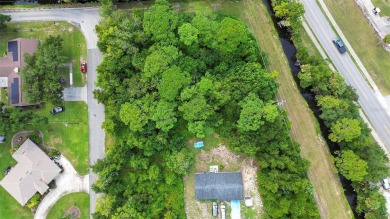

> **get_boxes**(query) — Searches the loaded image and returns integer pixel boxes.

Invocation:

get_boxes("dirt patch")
[64,206,80,219]
[184,145,263,218]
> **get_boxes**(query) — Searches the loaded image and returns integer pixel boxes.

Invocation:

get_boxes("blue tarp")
[231,200,241,219]
[194,141,204,148]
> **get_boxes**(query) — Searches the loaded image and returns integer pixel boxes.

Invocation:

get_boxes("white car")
[220,203,226,219]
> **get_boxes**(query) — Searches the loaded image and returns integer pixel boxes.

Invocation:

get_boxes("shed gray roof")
[0,139,61,206]
[195,172,243,201]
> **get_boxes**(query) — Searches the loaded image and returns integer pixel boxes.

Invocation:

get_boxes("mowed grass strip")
[0,21,87,86]
[183,0,352,218]
[46,192,90,219]
[35,101,89,175]
[323,0,390,94]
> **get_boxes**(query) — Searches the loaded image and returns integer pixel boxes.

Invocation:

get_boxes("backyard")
[0,21,87,87]
[46,192,90,219]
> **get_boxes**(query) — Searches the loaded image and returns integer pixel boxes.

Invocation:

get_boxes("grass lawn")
[46,192,90,219]
[324,0,390,94]
[372,0,390,16]
[35,101,89,175]
[180,0,353,218]
[0,21,87,87]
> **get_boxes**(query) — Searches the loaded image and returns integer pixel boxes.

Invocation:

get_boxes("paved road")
[301,0,390,152]
[1,8,104,217]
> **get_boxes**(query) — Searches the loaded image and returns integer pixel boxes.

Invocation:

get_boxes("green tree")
[0,14,11,29]
[119,101,149,132]
[335,150,368,181]
[164,148,194,175]
[216,17,249,54]
[178,23,199,46]
[384,34,390,44]
[158,66,190,101]
[21,36,65,104]
[329,118,361,142]
[151,101,177,132]
[143,0,178,43]
[237,93,279,132]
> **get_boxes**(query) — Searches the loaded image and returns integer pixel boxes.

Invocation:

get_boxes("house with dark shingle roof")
[0,139,61,206]
[0,38,39,106]
[195,172,244,201]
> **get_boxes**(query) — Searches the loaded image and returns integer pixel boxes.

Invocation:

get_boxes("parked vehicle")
[0,136,5,143]
[212,202,218,217]
[81,62,87,74]
[382,178,390,190]
[50,106,64,115]
[373,7,381,15]
[220,203,226,219]
[332,37,347,54]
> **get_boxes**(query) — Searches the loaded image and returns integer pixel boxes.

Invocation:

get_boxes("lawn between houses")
[0,21,87,87]
[0,101,88,219]
[46,192,90,219]
[179,0,352,218]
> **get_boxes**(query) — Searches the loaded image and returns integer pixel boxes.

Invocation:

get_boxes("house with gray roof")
[0,38,39,106]
[0,139,61,206]
[195,172,244,201]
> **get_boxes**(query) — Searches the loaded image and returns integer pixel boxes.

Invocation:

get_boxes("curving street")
[0,8,104,218]
[300,0,390,153]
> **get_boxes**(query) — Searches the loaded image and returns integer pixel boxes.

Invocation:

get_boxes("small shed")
[195,172,244,201]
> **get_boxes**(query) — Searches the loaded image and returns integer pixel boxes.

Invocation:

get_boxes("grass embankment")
[46,192,90,219]
[35,101,89,175]
[182,0,352,218]
[323,0,390,95]
[372,0,390,16]
[0,21,87,86]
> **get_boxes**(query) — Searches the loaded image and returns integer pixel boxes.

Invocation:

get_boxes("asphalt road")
[301,0,390,152]
[1,8,104,218]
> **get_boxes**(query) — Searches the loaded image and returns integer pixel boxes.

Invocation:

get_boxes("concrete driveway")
[34,155,89,219]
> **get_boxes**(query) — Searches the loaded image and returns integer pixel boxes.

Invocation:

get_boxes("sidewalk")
[34,155,89,219]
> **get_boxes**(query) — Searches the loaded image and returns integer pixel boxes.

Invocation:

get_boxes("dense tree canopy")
[93,0,319,218]
[21,36,65,104]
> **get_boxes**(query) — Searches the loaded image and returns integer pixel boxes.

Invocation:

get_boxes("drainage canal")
[261,0,361,218]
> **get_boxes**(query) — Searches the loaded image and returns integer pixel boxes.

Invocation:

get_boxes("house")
[0,139,61,206]
[0,38,39,106]
[194,172,244,201]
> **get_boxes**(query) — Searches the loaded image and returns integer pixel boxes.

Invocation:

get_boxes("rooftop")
[195,172,244,201]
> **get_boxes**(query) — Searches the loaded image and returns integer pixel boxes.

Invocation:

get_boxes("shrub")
[26,193,41,209]
[28,132,42,145]
[48,149,61,158]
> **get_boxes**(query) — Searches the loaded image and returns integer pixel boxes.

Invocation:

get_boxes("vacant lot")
[47,192,90,219]
[324,0,390,94]
[0,21,87,87]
